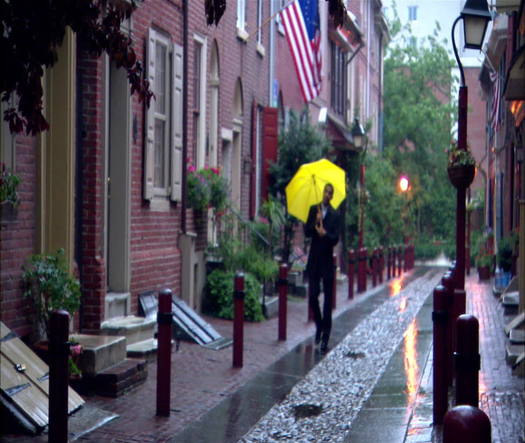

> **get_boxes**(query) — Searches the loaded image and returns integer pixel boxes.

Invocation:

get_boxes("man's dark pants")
[308,269,333,343]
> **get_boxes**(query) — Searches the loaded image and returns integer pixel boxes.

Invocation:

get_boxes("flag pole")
[247,0,295,41]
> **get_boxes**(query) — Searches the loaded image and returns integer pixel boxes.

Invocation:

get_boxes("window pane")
[155,42,167,114]
[154,119,165,187]
[193,43,201,111]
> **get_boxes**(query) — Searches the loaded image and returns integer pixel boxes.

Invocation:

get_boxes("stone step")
[101,315,156,346]
[510,328,525,344]
[505,343,525,366]
[69,333,126,377]
[83,358,148,397]
[127,338,158,361]
[512,352,525,377]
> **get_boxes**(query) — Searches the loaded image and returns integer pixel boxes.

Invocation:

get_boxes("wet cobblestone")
[239,270,443,443]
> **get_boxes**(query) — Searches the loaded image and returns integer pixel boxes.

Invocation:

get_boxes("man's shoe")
[320,341,328,353]
[315,328,322,345]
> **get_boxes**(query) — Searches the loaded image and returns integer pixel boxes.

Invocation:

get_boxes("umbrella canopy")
[285,158,346,223]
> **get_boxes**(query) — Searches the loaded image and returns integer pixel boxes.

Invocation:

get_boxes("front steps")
[101,315,158,359]
[70,333,148,397]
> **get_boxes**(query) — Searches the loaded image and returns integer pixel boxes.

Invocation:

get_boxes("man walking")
[304,183,340,352]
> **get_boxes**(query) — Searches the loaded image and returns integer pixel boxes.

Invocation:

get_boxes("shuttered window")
[144,28,183,202]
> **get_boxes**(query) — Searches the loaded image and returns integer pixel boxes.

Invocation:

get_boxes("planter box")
[477,266,491,281]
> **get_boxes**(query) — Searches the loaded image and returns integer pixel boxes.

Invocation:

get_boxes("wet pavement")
[1,266,523,443]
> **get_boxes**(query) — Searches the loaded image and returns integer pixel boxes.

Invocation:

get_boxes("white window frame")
[193,34,207,169]
[0,100,16,173]
[408,5,418,21]
[237,0,246,30]
[144,28,183,203]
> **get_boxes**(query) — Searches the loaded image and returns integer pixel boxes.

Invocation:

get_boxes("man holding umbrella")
[304,183,340,352]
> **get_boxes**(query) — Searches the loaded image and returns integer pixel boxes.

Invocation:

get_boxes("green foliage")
[186,165,228,212]
[382,17,457,247]
[0,162,21,206]
[497,234,516,272]
[447,140,476,167]
[414,237,443,261]
[473,230,494,269]
[268,110,333,262]
[269,110,332,197]
[22,249,81,338]
[206,269,264,322]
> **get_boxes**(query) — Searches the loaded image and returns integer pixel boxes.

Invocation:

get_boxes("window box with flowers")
[187,165,229,213]
[446,140,476,189]
[0,162,21,206]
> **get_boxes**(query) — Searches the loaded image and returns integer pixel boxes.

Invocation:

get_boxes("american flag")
[489,69,500,131]
[280,0,322,102]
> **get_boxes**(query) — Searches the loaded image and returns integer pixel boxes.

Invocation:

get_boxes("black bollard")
[156,288,173,417]
[48,310,70,443]
[348,249,355,299]
[278,264,288,341]
[233,272,245,368]
[432,285,450,425]
[443,405,491,443]
[454,314,480,407]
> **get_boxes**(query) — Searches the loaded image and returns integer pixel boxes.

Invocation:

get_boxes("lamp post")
[352,118,367,249]
[450,0,491,290]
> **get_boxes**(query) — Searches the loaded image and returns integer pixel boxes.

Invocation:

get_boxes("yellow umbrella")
[285,158,346,223]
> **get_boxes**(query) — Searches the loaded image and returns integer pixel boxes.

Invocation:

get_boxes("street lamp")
[352,118,367,249]
[451,0,491,290]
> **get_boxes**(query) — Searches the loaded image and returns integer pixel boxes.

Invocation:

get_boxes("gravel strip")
[240,269,442,443]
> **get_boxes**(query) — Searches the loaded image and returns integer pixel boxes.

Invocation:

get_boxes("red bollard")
[49,310,70,443]
[398,246,403,275]
[454,314,480,407]
[433,285,450,425]
[332,253,337,310]
[371,248,377,287]
[443,405,491,443]
[278,263,288,341]
[441,272,455,387]
[233,272,245,368]
[348,249,355,299]
[156,288,173,416]
[357,247,367,293]
[387,247,392,280]
[378,247,384,283]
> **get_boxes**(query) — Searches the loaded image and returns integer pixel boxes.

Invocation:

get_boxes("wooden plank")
[0,321,85,429]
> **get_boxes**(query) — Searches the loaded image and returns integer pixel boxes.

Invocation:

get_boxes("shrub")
[206,269,264,322]
[22,249,81,339]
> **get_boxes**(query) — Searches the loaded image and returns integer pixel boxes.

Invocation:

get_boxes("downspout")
[75,43,85,332]
[181,0,188,233]
[269,0,275,106]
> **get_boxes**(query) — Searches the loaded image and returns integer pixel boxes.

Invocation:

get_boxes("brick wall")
[0,135,38,337]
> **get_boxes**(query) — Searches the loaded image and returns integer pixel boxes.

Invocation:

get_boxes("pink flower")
[188,165,196,172]
[211,167,219,175]
[70,344,82,357]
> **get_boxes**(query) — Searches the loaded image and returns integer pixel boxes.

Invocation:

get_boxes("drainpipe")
[269,0,276,106]
[75,42,85,332]
[181,0,188,233]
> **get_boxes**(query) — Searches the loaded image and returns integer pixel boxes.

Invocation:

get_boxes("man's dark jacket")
[304,204,340,277]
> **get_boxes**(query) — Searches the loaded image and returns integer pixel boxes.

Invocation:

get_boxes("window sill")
[148,196,170,212]
[256,43,265,57]
[236,27,249,43]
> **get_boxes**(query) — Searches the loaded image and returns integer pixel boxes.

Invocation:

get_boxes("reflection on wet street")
[403,319,419,404]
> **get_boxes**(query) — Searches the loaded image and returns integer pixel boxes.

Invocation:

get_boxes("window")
[330,42,347,117]
[237,0,246,30]
[144,28,183,202]
[408,6,418,21]
[0,101,16,173]
[256,0,263,45]
[193,35,207,168]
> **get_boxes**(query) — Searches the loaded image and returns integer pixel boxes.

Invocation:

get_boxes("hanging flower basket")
[447,164,476,189]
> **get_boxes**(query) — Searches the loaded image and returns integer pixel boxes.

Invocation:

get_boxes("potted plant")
[475,252,493,281]
[22,248,81,342]
[187,165,211,211]
[0,162,21,206]
[446,140,476,188]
